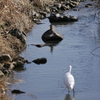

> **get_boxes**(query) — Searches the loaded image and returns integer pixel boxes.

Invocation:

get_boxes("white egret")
[64,65,75,94]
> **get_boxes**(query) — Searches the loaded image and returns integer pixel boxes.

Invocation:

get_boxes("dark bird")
[41,25,64,43]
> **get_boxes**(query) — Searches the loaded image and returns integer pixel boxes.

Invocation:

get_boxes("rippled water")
[11,1,100,100]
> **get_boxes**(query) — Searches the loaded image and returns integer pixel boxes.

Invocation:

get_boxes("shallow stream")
[11,0,100,100]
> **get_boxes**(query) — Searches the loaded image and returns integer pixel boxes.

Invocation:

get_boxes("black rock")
[11,89,25,94]
[48,13,78,23]
[32,58,47,64]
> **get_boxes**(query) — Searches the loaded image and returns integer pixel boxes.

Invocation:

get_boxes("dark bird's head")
[50,25,53,30]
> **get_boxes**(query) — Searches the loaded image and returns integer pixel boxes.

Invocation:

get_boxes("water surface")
[11,1,100,100]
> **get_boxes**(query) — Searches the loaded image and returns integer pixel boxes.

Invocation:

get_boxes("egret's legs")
[68,89,70,94]
[73,88,75,97]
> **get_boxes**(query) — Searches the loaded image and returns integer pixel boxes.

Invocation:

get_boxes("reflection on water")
[51,21,75,26]
[64,94,74,100]
[30,42,61,52]
[13,67,26,72]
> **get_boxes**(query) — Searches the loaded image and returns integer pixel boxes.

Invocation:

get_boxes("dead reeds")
[33,0,55,7]
[0,0,33,32]
[0,0,34,58]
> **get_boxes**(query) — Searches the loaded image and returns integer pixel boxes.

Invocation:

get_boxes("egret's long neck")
[69,65,72,73]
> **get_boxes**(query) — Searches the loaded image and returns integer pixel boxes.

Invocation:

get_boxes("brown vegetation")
[0,0,56,58]
[0,0,34,58]
[33,0,55,7]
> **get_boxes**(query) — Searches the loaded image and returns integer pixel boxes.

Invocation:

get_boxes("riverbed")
[11,0,100,100]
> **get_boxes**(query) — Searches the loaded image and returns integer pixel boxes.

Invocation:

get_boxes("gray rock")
[54,3,62,10]
[0,70,5,81]
[9,28,26,43]
[39,11,47,18]
[3,62,15,70]
[0,54,12,63]
[48,13,78,23]
[50,7,58,12]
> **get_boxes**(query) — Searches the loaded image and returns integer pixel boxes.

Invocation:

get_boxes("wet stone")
[0,54,12,63]
[32,58,47,65]
[11,89,25,94]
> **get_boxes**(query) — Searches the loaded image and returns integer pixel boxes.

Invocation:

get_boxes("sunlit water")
[11,1,100,100]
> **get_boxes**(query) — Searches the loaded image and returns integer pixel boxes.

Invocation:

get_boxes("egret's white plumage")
[64,65,75,93]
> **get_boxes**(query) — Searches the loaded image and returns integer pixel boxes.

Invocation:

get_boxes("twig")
[90,46,100,57]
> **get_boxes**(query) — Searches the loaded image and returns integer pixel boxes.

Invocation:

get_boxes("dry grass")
[0,34,25,58]
[33,0,55,7]
[0,0,33,32]
[0,0,56,32]
[0,34,14,56]
[0,0,55,33]
[0,0,33,58]
[0,74,15,100]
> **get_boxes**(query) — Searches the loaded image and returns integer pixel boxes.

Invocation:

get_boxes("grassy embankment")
[0,0,55,58]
